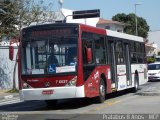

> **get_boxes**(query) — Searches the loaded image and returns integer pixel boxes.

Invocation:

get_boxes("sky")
[51,0,160,31]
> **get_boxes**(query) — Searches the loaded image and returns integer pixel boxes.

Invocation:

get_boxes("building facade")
[96,18,125,32]
[147,30,160,55]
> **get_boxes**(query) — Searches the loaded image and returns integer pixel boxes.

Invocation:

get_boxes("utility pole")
[135,3,141,36]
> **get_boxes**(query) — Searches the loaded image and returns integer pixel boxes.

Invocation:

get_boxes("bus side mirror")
[86,48,92,63]
[9,45,14,61]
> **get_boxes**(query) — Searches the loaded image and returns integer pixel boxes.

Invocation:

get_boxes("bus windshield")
[21,28,78,75]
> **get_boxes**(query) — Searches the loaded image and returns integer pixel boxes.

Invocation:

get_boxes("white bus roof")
[106,29,144,42]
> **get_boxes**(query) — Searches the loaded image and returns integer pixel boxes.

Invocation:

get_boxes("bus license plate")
[42,90,53,95]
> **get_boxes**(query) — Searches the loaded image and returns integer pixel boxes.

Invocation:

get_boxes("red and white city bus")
[17,23,148,105]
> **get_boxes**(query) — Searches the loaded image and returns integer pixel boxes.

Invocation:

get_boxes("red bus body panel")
[80,24,106,35]
[76,24,106,87]
[84,65,112,98]
[79,24,111,98]
[21,75,76,88]
[76,25,84,86]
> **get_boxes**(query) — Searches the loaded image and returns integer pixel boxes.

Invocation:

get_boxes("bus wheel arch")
[101,74,107,93]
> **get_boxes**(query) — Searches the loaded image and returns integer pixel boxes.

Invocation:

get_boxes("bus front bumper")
[19,86,85,101]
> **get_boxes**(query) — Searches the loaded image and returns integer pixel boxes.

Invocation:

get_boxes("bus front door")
[108,41,117,90]
[124,43,132,86]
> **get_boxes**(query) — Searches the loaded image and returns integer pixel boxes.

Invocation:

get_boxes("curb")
[0,94,19,101]
[136,91,160,96]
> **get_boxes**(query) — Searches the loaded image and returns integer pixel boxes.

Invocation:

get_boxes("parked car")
[148,62,160,81]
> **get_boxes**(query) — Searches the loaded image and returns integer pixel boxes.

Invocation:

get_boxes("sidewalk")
[0,89,19,101]
[136,81,160,96]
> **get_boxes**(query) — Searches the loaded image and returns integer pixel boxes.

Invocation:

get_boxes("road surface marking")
[93,100,121,111]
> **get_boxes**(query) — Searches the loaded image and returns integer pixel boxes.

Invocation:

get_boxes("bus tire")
[96,78,106,103]
[45,100,58,106]
[133,74,139,92]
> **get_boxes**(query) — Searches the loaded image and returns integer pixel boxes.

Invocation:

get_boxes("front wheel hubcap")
[100,81,105,97]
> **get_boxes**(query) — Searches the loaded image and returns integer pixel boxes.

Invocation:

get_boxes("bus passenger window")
[94,36,106,64]
[115,41,124,64]
[131,53,137,63]
[82,40,93,64]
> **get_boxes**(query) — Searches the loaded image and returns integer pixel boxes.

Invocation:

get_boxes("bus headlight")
[65,76,77,86]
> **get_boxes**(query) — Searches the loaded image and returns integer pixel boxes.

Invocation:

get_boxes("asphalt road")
[0,81,160,120]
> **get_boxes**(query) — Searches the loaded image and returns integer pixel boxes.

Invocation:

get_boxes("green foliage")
[112,13,150,38]
[16,0,55,29]
[6,88,19,93]
[0,0,18,40]
[158,52,160,56]
[0,0,56,90]
[0,0,55,40]
[147,57,156,63]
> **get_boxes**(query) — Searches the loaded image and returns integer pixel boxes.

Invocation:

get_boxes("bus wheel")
[45,100,58,106]
[133,74,139,92]
[96,78,106,103]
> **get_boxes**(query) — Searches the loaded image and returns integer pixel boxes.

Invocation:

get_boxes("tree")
[15,0,57,31]
[147,57,155,63]
[0,0,18,40]
[0,0,57,40]
[112,13,150,38]
[12,0,56,91]
[0,0,57,91]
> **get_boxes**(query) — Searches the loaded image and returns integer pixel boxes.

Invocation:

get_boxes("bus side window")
[130,42,137,63]
[115,41,124,64]
[82,40,93,64]
[94,36,106,64]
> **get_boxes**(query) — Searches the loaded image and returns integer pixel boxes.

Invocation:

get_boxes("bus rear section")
[19,23,111,103]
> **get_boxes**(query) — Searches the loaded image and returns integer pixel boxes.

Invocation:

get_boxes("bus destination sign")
[31,28,72,37]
